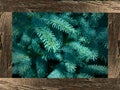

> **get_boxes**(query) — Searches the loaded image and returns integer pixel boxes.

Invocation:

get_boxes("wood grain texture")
[0,13,3,61]
[108,14,120,78]
[0,78,120,90]
[0,12,12,77]
[0,1,120,12]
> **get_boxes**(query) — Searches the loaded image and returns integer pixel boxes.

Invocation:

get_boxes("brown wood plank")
[0,12,12,77]
[0,1,120,12]
[108,14,120,78]
[0,78,120,90]
[0,12,3,61]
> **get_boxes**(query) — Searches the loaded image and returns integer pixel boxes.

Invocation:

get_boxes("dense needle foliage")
[12,12,108,78]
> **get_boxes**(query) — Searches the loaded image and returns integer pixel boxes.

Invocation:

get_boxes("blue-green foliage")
[12,12,108,78]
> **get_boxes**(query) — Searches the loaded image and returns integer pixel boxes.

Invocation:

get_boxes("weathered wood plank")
[0,12,12,77]
[0,1,120,12]
[0,13,3,61]
[108,14,120,78]
[0,78,120,90]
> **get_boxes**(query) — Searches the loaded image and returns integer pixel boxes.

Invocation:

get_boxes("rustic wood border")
[108,13,120,78]
[0,13,120,78]
[0,12,12,77]
[0,1,120,89]
[0,78,120,89]
[0,1,120,12]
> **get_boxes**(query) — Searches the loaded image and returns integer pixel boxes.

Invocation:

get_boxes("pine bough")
[12,12,108,78]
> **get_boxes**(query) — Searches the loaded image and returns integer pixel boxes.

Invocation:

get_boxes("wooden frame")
[0,12,12,77]
[108,14,120,78]
[0,1,120,12]
[0,78,120,89]
[0,1,120,89]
